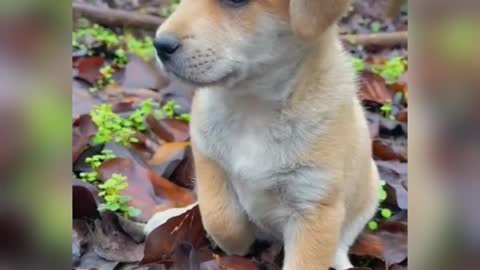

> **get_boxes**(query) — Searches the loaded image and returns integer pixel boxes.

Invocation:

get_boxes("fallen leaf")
[73,220,91,266]
[141,204,208,265]
[169,145,196,190]
[98,158,196,222]
[351,222,407,267]
[359,72,393,105]
[149,142,190,165]
[173,242,201,270]
[200,256,260,270]
[376,161,408,210]
[73,57,105,85]
[372,138,407,162]
[148,117,190,143]
[73,115,97,163]
[73,178,99,219]
[121,55,170,90]
[93,217,145,263]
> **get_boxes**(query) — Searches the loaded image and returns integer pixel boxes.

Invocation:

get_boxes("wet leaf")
[93,218,145,263]
[73,178,99,219]
[200,256,260,270]
[148,117,190,143]
[372,138,407,162]
[376,161,408,210]
[74,57,105,85]
[73,115,98,163]
[98,158,196,222]
[121,55,170,90]
[359,72,393,105]
[141,204,208,265]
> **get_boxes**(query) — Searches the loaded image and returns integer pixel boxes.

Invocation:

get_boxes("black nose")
[154,34,181,60]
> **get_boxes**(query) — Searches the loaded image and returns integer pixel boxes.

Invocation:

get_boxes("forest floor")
[73,0,408,269]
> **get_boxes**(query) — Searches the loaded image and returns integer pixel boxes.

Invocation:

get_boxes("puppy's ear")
[290,0,350,40]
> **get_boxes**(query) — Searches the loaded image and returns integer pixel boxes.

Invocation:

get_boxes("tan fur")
[154,1,379,269]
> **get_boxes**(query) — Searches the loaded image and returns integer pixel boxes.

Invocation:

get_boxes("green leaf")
[368,221,378,231]
[108,203,120,211]
[379,189,387,202]
[127,207,141,217]
[105,195,116,202]
[118,196,132,204]
[381,209,392,219]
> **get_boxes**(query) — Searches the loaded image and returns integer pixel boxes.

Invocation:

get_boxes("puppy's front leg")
[193,148,255,256]
[283,197,344,270]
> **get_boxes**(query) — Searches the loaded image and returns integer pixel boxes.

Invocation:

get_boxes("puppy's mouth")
[163,61,236,87]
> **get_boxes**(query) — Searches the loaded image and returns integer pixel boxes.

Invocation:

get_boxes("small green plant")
[368,180,392,232]
[98,174,141,218]
[161,0,181,16]
[370,21,382,33]
[113,48,129,68]
[91,104,139,146]
[352,57,366,73]
[90,64,116,93]
[73,24,120,51]
[156,100,191,123]
[372,57,407,85]
[79,150,116,184]
[128,99,160,131]
[124,35,156,62]
[380,101,395,121]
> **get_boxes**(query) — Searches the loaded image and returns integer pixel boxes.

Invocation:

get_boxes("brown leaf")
[93,218,145,263]
[74,57,105,85]
[148,117,190,143]
[121,55,170,90]
[378,222,408,267]
[141,205,208,265]
[149,142,190,167]
[73,220,91,265]
[98,158,196,222]
[73,178,99,219]
[359,72,393,105]
[174,242,201,270]
[169,145,196,190]
[376,161,408,210]
[372,138,407,162]
[73,115,97,163]
[351,222,407,267]
[200,256,260,270]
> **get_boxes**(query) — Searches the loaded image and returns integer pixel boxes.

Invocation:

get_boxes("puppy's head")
[154,0,350,87]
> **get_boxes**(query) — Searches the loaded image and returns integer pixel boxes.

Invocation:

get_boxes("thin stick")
[341,31,408,47]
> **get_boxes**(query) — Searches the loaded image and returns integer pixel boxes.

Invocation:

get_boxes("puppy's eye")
[222,0,249,8]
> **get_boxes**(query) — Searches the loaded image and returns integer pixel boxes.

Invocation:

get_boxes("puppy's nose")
[154,34,181,60]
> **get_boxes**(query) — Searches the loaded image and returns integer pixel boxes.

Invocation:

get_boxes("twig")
[73,3,408,47]
[73,3,164,30]
[341,31,408,47]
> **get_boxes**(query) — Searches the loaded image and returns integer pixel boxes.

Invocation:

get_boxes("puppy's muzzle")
[154,33,181,62]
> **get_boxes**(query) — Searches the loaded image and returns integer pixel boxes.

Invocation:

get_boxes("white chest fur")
[191,89,333,239]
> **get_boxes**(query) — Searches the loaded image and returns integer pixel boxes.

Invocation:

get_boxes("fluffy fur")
[151,1,380,269]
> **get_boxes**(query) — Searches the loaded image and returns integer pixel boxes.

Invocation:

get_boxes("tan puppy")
[151,0,380,269]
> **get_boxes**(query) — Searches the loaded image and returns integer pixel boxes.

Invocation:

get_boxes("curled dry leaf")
[141,204,208,266]
[98,158,196,222]
[147,116,190,143]
[73,56,105,85]
[372,138,407,162]
[73,115,97,163]
[351,222,407,267]
[149,142,190,177]
[73,178,100,219]
[359,72,393,105]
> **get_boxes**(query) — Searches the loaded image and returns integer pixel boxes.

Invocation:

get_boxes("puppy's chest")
[192,91,332,236]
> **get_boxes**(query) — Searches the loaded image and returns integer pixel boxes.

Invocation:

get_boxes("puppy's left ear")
[290,0,350,40]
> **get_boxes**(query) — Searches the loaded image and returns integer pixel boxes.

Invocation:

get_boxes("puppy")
[152,0,380,269]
